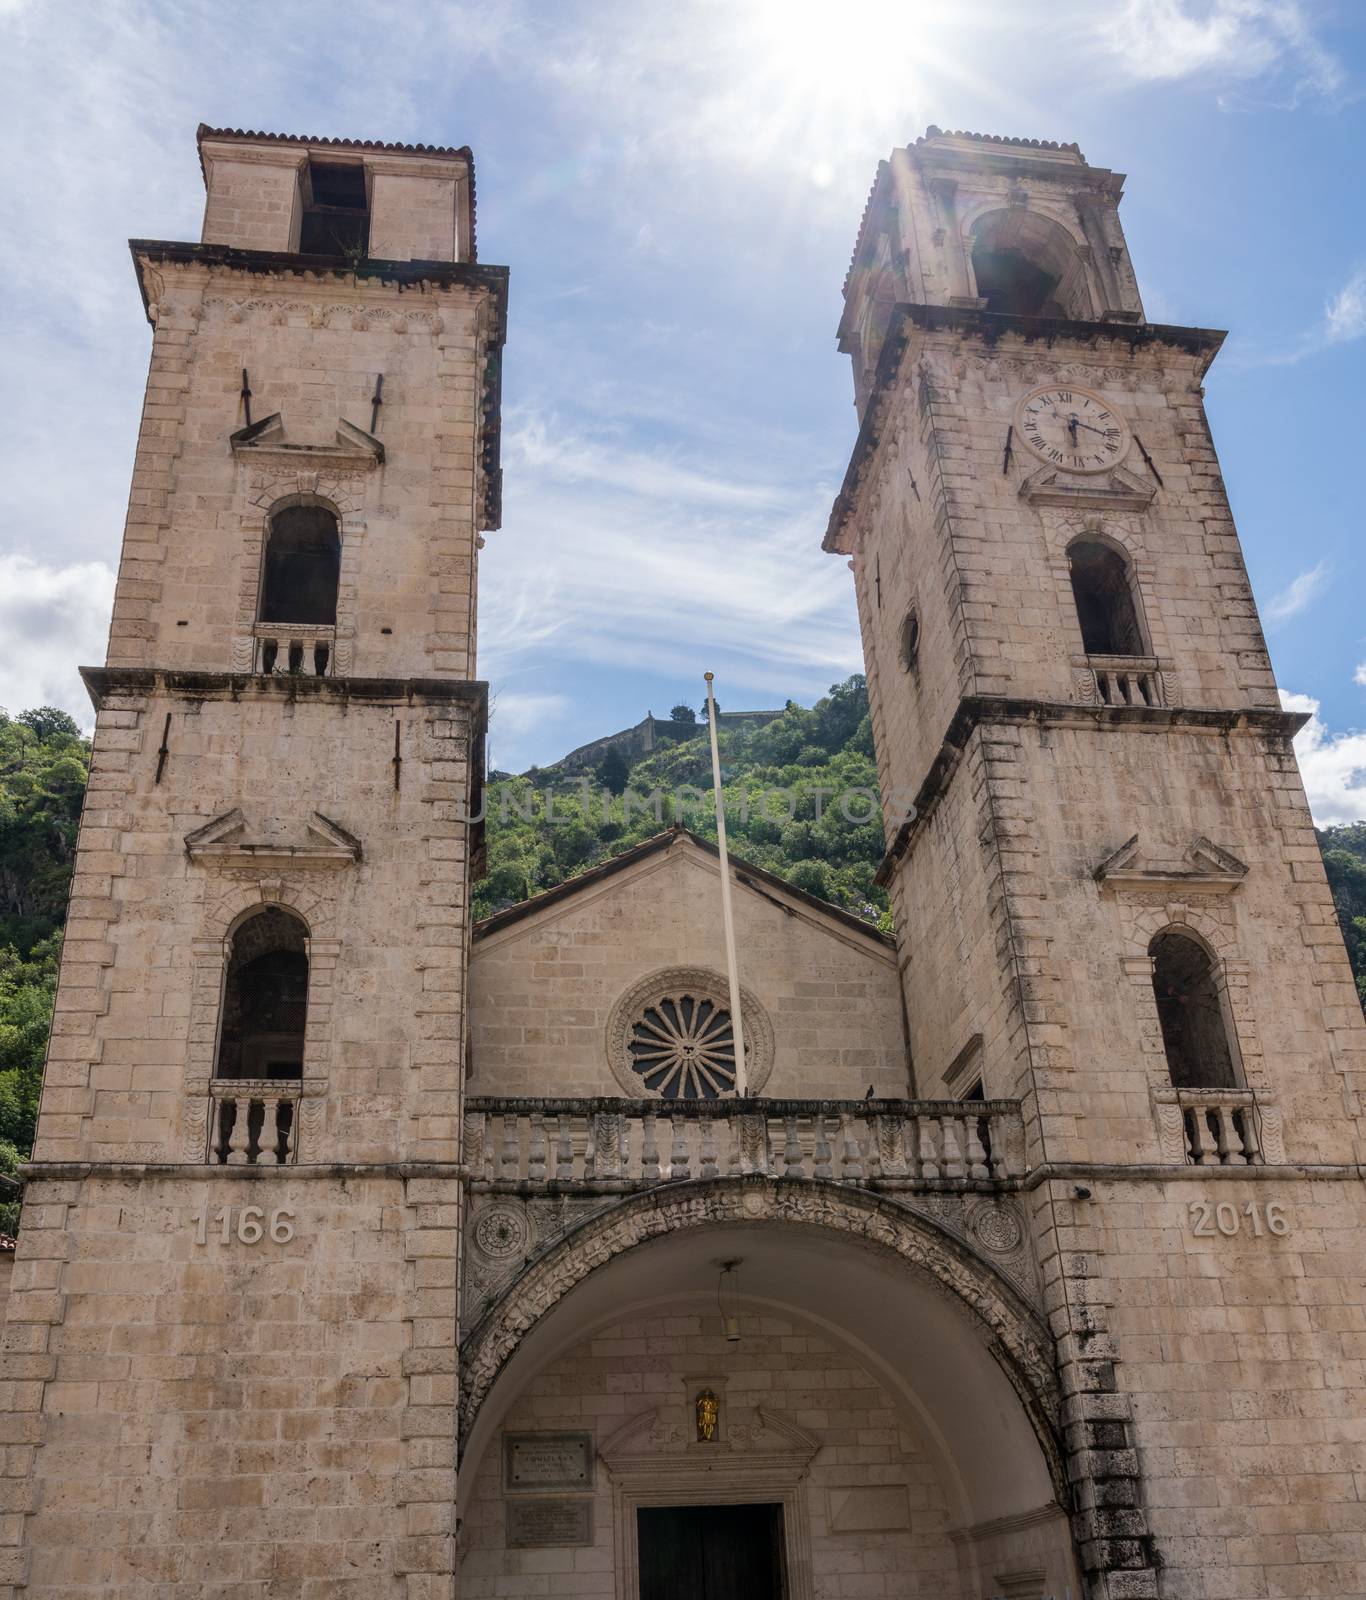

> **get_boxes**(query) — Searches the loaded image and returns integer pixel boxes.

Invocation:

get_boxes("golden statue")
[695,1388,719,1443]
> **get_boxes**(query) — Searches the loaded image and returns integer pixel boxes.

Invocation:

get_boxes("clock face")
[1015,386,1130,474]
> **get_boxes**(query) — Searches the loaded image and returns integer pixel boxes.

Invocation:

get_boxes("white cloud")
[1324,267,1366,343]
[1355,663,1366,688]
[1232,262,1366,367]
[0,555,116,727]
[507,417,790,512]
[1264,560,1330,624]
[1100,1,1344,104]
[481,408,860,705]
[1281,690,1366,826]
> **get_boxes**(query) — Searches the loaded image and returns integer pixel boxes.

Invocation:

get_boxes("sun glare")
[717,0,987,184]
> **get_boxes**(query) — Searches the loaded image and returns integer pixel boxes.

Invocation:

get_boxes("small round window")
[628,991,738,1099]
[899,609,921,673]
[606,968,775,1098]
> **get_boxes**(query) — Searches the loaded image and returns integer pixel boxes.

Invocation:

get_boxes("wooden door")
[637,1503,785,1600]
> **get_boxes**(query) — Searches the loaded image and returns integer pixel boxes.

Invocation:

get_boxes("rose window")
[627,992,739,1099]
[607,968,775,1100]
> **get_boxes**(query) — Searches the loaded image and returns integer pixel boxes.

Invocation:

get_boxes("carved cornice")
[131,240,505,327]
[80,667,488,727]
[876,697,1307,886]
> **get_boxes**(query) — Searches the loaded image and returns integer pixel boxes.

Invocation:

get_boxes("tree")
[0,934,60,1191]
[17,708,80,741]
[1,711,91,954]
[669,704,697,726]
[597,745,631,796]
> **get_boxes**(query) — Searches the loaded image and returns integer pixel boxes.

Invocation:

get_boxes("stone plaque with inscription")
[504,1431,594,1493]
[506,1497,594,1549]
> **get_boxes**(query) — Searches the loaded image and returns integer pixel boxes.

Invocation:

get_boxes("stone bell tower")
[1,127,506,1594]
[829,128,1366,1596]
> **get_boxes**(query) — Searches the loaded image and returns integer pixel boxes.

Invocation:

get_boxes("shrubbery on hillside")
[1320,822,1366,1010]
[477,676,889,923]
[0,707,89,1226]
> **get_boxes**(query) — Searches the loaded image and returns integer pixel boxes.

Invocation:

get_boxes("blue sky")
[2,0,1365,820]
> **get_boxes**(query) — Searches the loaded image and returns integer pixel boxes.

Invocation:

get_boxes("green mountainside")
[1321,822,1366,1011]
[478,676,886,922]
[1,682,1364,1201]
[0,707,89,1223]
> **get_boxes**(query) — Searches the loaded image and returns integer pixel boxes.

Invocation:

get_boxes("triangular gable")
[185,808,361,865]
[1018,461,1155,511]
[474,826,893,958]
[1093,832,1247,895]
[229,412,385,467]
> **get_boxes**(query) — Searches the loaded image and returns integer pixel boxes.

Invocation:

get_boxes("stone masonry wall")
[1046,1171,1366,1598]
[468,841,907,1101]
[984,720,1361,1169]
[32,686,476,1168]
[851,329,1278,857]
[111,260,488,681]
[0,1170,461,1599]
[458,1303,961,1600]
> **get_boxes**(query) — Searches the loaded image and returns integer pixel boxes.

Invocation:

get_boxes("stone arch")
[178,877,340,1161]
[1147,922,1242,1090]
[1118,900,1274,1126]
[1124,898,1242,966]
[458,1178,1065,1498]
[1054,515,1147,570]
[963,205,1097,318]
[231,476,368,674]
[257,497,342,630]
[214,904,310,1077]
[1042,513,1175,704]
[1064,531,1149,657]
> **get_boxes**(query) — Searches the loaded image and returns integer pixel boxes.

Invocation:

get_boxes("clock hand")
[1069,417,1111,438]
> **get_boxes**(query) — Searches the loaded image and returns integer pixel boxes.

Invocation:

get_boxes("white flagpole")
[704,672,747,1097]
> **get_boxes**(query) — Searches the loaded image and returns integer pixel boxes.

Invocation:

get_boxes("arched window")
[1068,539,1145,657]
[970,210,1095,320]
[259,503,341,627]
[215,907,309,1082]
[1149,929,1239,1090]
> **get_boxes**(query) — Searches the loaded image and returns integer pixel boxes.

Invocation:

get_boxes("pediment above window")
[184,808,362,866]
[1093,833,1247,895]
[1019,462,1155,510]
[230,412,385,468]
[598,1405,820,1477]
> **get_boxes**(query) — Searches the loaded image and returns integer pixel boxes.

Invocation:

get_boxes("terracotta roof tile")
[915,125,1084,158]
[197,124,470,160]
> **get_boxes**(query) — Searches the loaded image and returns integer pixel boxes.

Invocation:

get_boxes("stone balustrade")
[208,1079,301,1165]
[463,1096,1027,1191]
[1082,654,1164,708]
[253,622,335,677]
[1159,1087,1266,1166]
